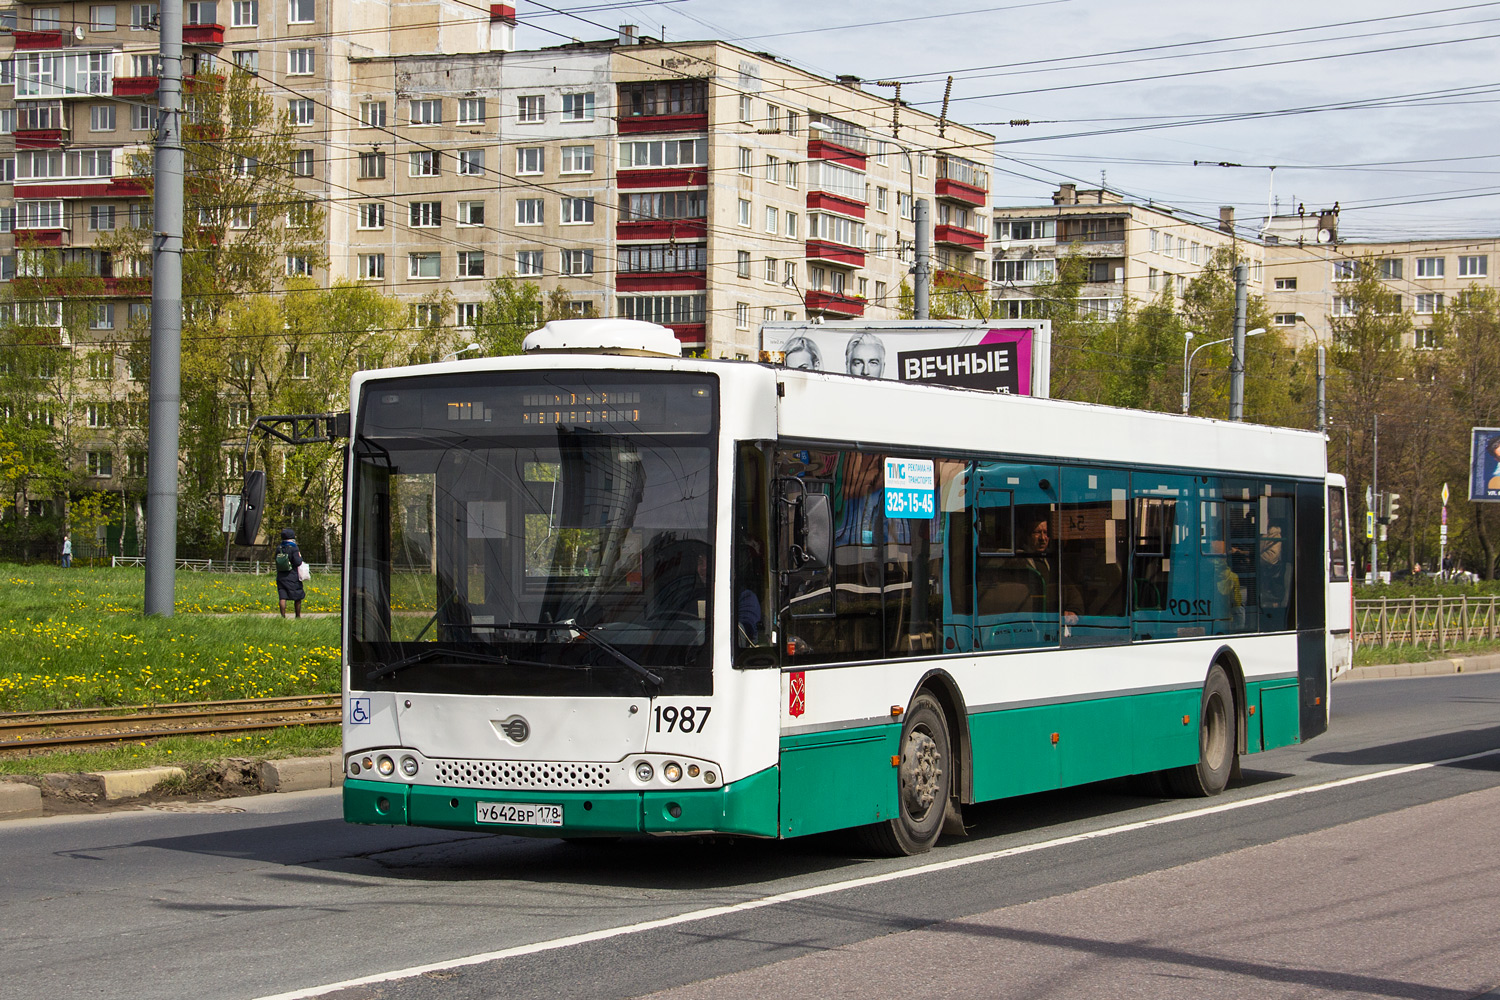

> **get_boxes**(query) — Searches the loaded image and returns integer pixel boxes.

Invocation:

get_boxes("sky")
[511,0,1500,242]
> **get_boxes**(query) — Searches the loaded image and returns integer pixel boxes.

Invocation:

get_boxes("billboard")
[760,320,1052,397]
[1469,427,1500,501]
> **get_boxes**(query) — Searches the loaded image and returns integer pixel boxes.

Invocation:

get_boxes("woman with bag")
[275,528,306,619]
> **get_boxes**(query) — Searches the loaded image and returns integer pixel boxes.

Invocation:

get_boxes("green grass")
[0,564,340,712]
[1355,637,1500,666]
[0,725,341,776]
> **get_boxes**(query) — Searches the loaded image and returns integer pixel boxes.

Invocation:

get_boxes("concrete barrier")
[0,782,42,820]
[259,756,342,792]
[89,766,186,801]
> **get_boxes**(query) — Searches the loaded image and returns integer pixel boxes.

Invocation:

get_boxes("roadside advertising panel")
[1469,427,1500,501]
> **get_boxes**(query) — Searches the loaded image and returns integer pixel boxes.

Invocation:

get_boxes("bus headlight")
[377,755,395,776]
[663,762,682,782]
[634,761,654,782]
[400,755,419,777]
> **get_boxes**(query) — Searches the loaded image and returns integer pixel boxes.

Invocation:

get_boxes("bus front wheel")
[858,692,952,856]
[1165,665,1236,797]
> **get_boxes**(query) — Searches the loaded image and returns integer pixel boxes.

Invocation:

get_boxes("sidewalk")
[1341,650,1500,681]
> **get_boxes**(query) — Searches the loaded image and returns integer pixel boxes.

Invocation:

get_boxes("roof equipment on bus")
[522,319,683,358]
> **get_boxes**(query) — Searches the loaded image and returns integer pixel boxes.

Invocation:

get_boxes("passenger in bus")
[1258,523,1295,630]
[1020,516,1081,626]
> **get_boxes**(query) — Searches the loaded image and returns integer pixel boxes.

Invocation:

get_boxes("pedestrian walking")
[275,528,305,618]
[61,533,71,569]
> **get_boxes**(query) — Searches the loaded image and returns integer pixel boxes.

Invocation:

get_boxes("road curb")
[0,781,43,820]
[1341,652,1500,681]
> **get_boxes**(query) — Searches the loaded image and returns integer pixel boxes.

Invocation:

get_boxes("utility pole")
[914,198,930,320]
[1370,413,1379,583]
[1229,263,1248,421]
[1316,344,1326,433]
[145,0,184,616]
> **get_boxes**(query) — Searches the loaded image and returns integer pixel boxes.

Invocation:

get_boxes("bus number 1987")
[654,705,710,733]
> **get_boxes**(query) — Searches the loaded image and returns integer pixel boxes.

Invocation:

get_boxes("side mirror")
[234,469,265,545]
[779,481,832,571]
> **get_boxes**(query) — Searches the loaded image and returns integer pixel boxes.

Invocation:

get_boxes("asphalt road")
[2,671,1498,1000]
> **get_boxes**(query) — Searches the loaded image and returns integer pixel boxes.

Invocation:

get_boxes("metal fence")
[1354,596,1500,651]
[109,556,340,576]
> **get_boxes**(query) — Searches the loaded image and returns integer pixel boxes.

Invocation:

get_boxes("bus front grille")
[429,759,618,790]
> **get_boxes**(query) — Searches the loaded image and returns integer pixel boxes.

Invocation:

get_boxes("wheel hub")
[901,729,943,816]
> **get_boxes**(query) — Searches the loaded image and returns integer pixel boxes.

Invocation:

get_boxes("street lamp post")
[1181,331,1195,413]
[1185,327,1265,415]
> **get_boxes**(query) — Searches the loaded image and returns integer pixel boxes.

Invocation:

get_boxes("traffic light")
[1377,491,1401,524]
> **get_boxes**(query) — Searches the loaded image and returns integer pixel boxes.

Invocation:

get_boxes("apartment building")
[1260,209,1500,349]
[990,184,1262,320]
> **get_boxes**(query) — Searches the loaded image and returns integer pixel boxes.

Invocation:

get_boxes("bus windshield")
[348,371,717,697]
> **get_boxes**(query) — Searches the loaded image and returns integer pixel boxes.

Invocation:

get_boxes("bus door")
[1129,474,1203,641]
[1326,475,1353,678]
[972,462,1060,650]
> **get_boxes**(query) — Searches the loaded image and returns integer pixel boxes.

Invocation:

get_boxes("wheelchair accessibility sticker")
[349,697,372,725]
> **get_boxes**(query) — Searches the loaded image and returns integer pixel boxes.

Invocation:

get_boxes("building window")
[232,50,257,73]
[288,0,313,23]
[1332,297,1356,316]
[1332,260,1357,281]
[1274,276,1296,291]
[287,48,314,76]
[561,145,594,174]
[286,255,311,277]
[1415,328,1441,350]
[90,5,117,29]
[409,201,440,227]
[516,147,544,174]
[359,151,386,179]
[736,302,749,328]
[360,101,386,128]
[561,92,595,121]
[738,147,752,175]
[1377,258,1403,280]
[227,403,250,428]
[1273,312,1297,327]
[457,302,482,328]
[457,251,485,277]
[518,95,544,123]
[90,105,116,131]
[786,161,798,189]
[1415,293,1444,314]
[765,155,780,183]
[457,149,485,176]
[88,206,116,231]
[765,206,778,233]
[737,250,751,278]
[358,202,385,229]
[875,280,887,304]
[457,200,484,227]
[358,253,384,279]
[409,99,441,126]
[739,95,752,122]
[786,110,799,136]
[786,212,798,238]
[290,351,311,379]
[516,250,543,275]
[91,304,115,329]
[89,353,114,380]
[1461,255,1488,277]
[618,243,708,273]
[516,199,543,225]
[764,257,776,282]
[457,97,485,124]
[87,451,113,478]
[291,148,314,176]
[408,253,440,279]
[409,150,440,177]
[288,100,314,126]
[766,104,780,130]
[561,197,594,225]
[1416,256,1445,278]
[130,4,158,29]
[738,199,751,227]
[561,249,593,275]
[127,452,147,478]
[131,105,159,131]
[231,0,257,26]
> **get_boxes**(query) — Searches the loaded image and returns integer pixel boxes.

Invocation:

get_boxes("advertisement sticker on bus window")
[885,458,936,519]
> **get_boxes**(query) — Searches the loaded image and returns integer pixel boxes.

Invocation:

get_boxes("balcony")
[805,289,865,317]
[616,218,707,242]
[935,269,985,293]
[14,128,66,149]
[805,190,865,218]
[13,30,66,50]
[935,154,989,207]
[113,76,160,97]
[805,240,865,269]
[184,23,226,45]
[618,112,708,134]
[806,137,867,170]
[934,224,986,250]
[935,178,987,208]
[615,272,706,293]
[668,323,705,348]
[616,168,708,189]
[12,229,69,248]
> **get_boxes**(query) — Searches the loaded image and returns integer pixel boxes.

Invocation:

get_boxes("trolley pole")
[914,198,931,320]
[144,0,184,615]
[1229,263,1248,421]
[1316,343,1327,433]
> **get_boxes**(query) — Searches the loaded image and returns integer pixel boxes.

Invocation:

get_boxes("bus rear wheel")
[1165,665,1236,797]
[858,692,951,856]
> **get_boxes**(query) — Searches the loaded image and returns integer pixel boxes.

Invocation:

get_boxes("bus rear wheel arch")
[857,691,953,856]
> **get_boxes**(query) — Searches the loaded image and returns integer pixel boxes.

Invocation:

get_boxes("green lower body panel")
[1252,680,1301,750]
[343,766,780,839]
[778,724,901,838]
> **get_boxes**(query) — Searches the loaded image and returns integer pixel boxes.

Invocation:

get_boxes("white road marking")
[250,746,1500,1000]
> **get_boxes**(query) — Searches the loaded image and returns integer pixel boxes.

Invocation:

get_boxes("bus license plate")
[476,801,564,827]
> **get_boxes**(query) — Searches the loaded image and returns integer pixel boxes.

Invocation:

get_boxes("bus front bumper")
[343,765,780,838]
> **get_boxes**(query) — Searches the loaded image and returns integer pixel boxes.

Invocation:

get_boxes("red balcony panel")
[668,323,706,348]
[805,289,865,317]
[104,277,152,297]
[805,240,865,268]
[935,269,985,292]
[13,179,147,199]
[14,129,65,150]
[934,224,985,250]
[806,138,866,170]
[805,191,866,218]
[615,273,706,293]
[12,229,65,247]
[618,113,708,135]
[13,30,65,49]
[113,76,160,97]
[616,219,707,242]
[183,23,226,45]
[935,178,987,207]
[112,178,149,196]
[617,168,708,189]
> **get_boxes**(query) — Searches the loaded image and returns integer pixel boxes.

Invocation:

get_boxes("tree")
[1434,286,1500,576]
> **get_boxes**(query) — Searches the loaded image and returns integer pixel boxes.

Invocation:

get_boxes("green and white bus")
[342,320,1352,855]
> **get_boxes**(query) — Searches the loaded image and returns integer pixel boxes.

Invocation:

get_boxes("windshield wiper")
[365,646,555,683]
[509,621,664,688]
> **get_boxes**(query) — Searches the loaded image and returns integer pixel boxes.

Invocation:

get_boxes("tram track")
[0,694,341,753]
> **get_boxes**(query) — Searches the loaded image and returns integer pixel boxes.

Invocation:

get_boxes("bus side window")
[1059,467,1128,647]
[1257,483,1297,632]
[1327,485,1349,583]
[1131,475,1200,641]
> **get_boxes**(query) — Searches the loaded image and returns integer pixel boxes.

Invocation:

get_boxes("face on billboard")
[846,337,886,377]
